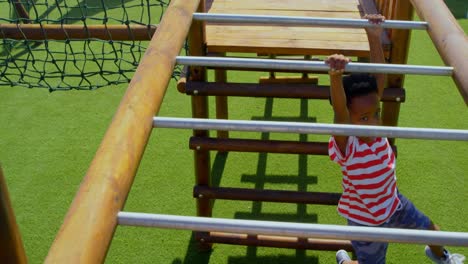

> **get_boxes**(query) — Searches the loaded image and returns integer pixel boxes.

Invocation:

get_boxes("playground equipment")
[0,0,466,263]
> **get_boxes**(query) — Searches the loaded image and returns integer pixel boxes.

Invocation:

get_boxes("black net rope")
[0,0,184,91]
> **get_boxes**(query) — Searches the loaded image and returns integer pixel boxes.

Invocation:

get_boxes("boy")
[326,15,466,264]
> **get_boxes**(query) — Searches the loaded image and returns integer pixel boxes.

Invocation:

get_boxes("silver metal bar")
[193,13,428,30]
[117,212,468,247]
[175,56,453,76]
[153,117,468,141]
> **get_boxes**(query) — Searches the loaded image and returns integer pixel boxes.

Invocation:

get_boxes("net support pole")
[410,0,468,105]
[0,166,27,264]
[117,212,468,247]
[175,56,454,76]
[45,0,200,263]
[152,117,468,141]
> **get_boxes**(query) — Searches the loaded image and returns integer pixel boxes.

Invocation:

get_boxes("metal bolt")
[396,97,401,102]
[196,145,201,150]
[193,90,199,95]
[198,194,203,198]
[200,238,205,242]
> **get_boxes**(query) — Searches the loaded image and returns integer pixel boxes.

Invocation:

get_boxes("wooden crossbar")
[0,24,156,41]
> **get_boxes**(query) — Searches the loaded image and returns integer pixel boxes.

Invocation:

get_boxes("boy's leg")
[347,219,388,264]
[388,193,465,262]
[427,222,446,259]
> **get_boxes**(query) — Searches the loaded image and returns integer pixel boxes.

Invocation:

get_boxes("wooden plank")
[207,25,367,34]
[207,37,371,55]
[206,27,369,42]
[207,0,361,12]
[200,232,354,251]
[206,9,362,18]
[44,0,200,262]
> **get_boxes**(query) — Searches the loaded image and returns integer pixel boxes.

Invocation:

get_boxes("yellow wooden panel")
[204,0,388,56]
[205,9,362,18]
[207,37,370,54]
[206,0,361,12]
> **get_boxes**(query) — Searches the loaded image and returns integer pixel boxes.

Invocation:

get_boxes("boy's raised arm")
[326,54,350,155]
[364,14,386,98]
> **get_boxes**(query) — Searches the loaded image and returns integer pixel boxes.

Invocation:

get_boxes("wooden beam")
[188,0,213,251]
[199,232,354,251]
[0,166,27,264]
[410,0,468,105]
[194,186,341,205]
[190,137,329,155]
[0,24,157,40]
[382,0,414,145]
[214,53,229,139]
[184,82,406,102]
[45,0,200,262]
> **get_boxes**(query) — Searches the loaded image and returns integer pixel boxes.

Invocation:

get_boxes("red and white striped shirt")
[329,136,400,226]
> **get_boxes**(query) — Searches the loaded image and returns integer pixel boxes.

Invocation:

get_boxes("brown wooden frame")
[45,0,200,262]
[0,24,157,40]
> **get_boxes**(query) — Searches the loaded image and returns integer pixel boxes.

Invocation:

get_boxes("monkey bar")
[192,13,428,30]
[153,117,468,141]
[176,56,454,76]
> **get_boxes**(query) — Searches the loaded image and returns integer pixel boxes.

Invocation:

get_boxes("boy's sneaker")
[336,249,351,264]
[425,246,466,264]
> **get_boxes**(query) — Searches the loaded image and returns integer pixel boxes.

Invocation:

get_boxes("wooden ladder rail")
[44,0,200,262]
[184,0,408,252]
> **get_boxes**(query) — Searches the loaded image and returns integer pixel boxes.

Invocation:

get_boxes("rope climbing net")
[0,0,181,91]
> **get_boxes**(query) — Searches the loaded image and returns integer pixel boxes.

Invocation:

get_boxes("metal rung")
[117,212,468,246]
[193,13,428,30]
[153,117,468,141]
[176,56,453,76]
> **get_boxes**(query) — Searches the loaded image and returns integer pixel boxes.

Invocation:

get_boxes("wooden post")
[45,0,200,262]
[382,0,413,144]
[188,0,213,251]
[0,166,27,264]
[215,53,229,139]
[410,0,468,105]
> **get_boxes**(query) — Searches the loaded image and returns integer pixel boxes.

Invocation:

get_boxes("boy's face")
[348,92,381,143]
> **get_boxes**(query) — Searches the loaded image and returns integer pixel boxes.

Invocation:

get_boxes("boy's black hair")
[342,73,378,106]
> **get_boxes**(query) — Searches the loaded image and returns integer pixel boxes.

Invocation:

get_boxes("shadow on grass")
[176,98,323,263]
[444,0,468,19]
[227,254,319,264]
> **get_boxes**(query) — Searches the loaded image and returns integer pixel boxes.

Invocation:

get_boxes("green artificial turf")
[0,8,467,264]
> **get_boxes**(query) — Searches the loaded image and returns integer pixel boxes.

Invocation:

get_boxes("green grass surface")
[0,11,467,264]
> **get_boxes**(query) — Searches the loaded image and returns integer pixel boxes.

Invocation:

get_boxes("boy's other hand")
[325,54,350,75]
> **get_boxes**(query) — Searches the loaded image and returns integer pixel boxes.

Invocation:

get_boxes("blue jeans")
[347,193,432,264]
